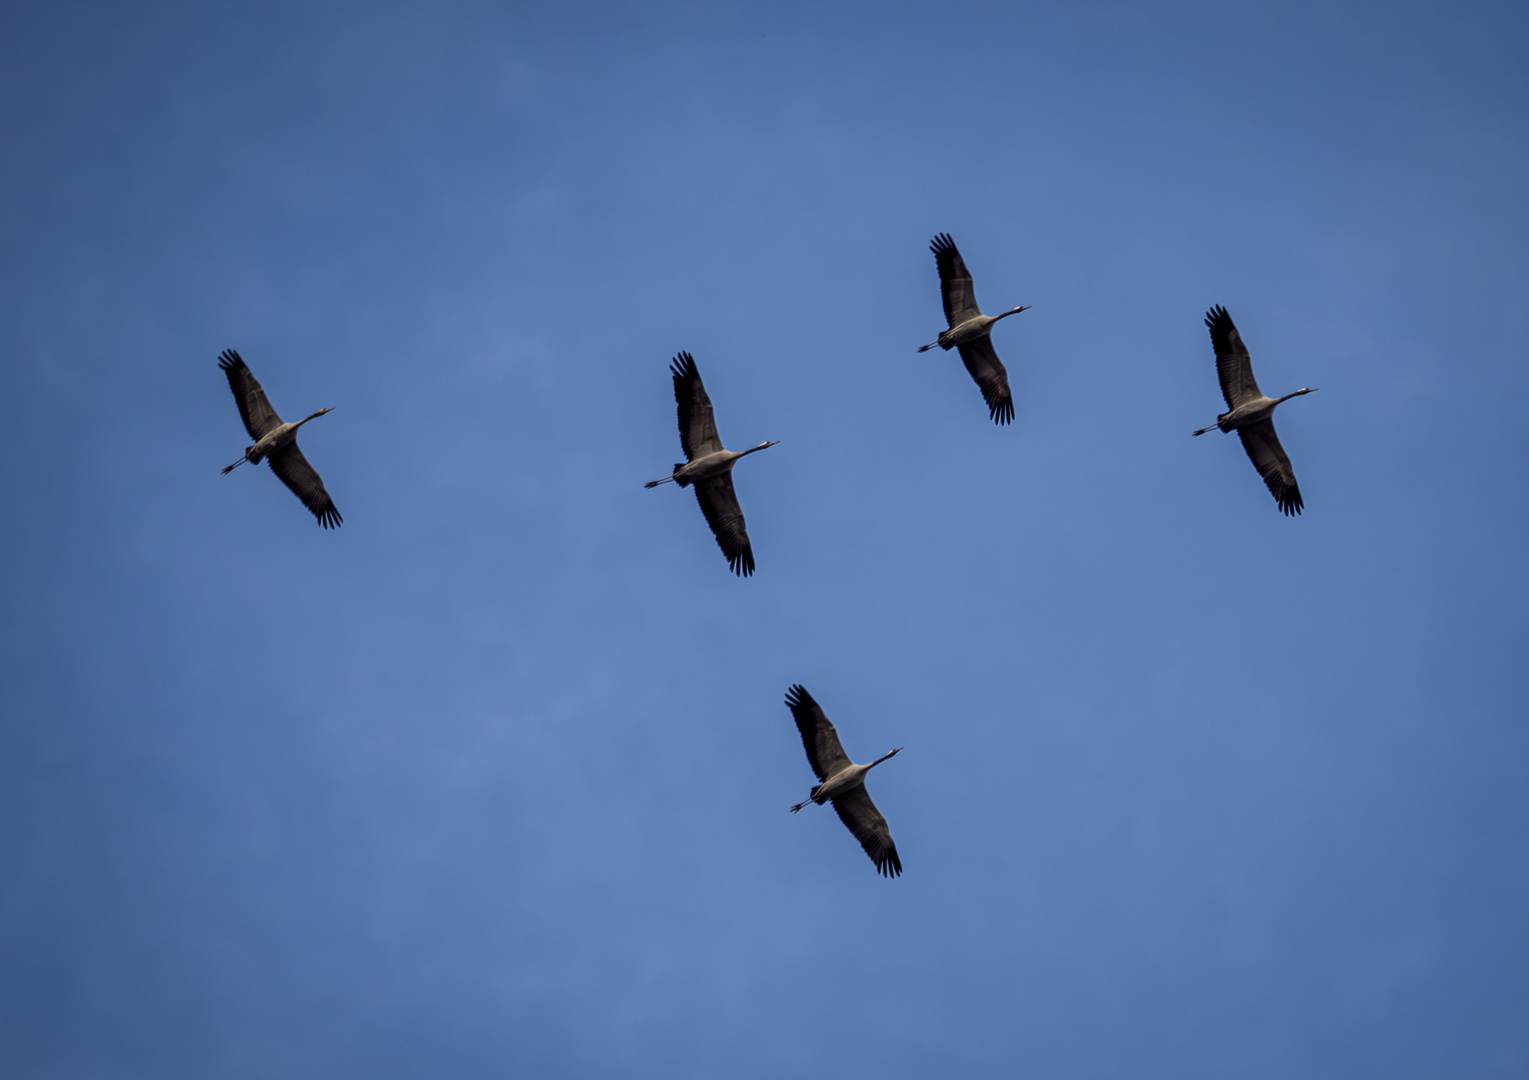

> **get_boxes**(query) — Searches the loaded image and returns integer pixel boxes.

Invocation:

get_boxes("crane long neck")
[296,408,330,427]
[869,748,901,768]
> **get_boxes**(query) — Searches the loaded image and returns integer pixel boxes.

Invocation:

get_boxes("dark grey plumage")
[672,351,722,463]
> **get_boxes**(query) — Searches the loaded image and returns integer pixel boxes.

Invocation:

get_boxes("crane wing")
[831,784,902,878]
[670,351,723,461]
[266,443,343,529]
[956,335,1014,425]
[693,472,754,576]
[931,233,981,327]
[1205,306,1265,410]
[785,684,852,782]
[219,350,285,440]
[1236,418,1303,516]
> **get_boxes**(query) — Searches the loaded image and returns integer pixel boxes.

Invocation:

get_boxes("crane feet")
[790,800,809,813]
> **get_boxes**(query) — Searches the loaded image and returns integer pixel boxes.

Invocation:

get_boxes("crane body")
[234,413,330,470]
[664,446,774,488]
[795,757,898,808]
[927,309,1026,353]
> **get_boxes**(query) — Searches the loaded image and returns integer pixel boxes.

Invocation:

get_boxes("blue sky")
[2,1,1527,1076]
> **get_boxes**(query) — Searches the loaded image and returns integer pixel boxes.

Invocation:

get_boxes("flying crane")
[919,233,1030,425]
[1193,307,1317,516]
[645,352,777,576]
[786,684,903,878]
[218,350,342,529]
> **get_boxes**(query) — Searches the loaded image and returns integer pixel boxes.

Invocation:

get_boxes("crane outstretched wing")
[671,352,723,461]
[1205,306,1264,410]
[1236,419,1303,516]
[693,473,753,576]
[956,336,1014,425]
[219,350,284,440]
[831,785,902,878]
[931,233,981,327]
[785,684,851,782]
[267,443,343,529]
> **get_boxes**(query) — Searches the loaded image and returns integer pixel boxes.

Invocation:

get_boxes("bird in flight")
[919,232,1030,425]
[646,351,777,577]
[1193,306,1317,516]
[218,350,342,529]
[786,684,903,878]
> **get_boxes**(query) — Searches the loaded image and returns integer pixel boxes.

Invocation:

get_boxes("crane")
[918,233,1030,425]
[218,350,342,529]
[1193,306,1317,516]
[645,351,777,576]
[785,684,903,878]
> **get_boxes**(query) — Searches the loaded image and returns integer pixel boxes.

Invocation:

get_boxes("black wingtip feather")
[218,348,246,373]
[930,233,961,274]
[669,350,699,383]
[1205,305,1243,358]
